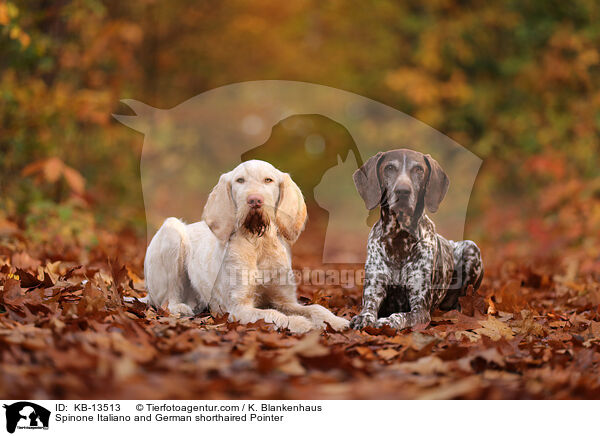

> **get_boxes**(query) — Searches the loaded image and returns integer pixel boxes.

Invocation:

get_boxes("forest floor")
[1,218,600,400]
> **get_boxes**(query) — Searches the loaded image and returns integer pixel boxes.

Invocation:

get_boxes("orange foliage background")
[1,1,600,399]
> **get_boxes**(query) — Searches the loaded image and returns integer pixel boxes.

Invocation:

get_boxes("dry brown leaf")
[475,316,515,341]
[376,347,401,360]
[392,356,449,375]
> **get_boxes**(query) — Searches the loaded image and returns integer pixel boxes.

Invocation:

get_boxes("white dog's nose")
[247,194,264,208]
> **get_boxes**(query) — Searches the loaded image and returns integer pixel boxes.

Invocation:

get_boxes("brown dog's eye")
[413,166,424,174]
[384,164,396,172]
[264,178,273,183]
[236,178,245,183]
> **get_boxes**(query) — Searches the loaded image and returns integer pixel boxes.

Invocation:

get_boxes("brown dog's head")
[353,149,449,221]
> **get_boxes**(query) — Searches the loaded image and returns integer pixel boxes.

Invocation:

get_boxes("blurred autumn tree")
[0,0,146,244]
[1,0,599,253]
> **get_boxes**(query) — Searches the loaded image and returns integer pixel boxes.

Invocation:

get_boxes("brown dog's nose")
[395,186,412,198]
[247,194,264,208]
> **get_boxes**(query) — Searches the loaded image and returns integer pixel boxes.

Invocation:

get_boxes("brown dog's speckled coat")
[350,149,483,330]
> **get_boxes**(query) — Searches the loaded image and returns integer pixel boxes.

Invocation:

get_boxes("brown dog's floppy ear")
[353,152,384,210]
[424,154,449,213]
[202,172,236,241]
[276,172,307,244]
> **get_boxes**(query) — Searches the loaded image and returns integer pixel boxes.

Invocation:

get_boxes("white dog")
[144,160,349,333]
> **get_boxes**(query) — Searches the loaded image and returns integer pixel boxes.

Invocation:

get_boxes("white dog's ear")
[276,172,307,244]
[202,172,235,241]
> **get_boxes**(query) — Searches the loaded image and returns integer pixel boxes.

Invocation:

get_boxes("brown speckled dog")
[350,149,483,331]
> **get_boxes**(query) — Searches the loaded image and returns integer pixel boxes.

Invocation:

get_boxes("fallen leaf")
[475,316,515,341]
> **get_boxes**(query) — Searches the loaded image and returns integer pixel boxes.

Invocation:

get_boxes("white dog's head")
[202,160,307,243]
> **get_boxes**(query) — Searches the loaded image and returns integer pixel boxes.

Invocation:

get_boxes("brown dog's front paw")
[372,317,392,329]
[350,313,376,330]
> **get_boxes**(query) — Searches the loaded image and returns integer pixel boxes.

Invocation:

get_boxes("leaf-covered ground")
[1,221,600,400]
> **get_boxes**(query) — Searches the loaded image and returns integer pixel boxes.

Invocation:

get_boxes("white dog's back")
[144,217,225,315]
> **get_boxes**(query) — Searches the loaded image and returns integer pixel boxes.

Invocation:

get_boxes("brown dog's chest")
[381,231,417,264]
[377,210,420,264]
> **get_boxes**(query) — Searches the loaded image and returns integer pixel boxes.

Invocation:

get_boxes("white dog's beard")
[242,208,270,237]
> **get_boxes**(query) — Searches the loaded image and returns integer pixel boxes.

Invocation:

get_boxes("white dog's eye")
[264,178,273,183]
[236,178,245,183]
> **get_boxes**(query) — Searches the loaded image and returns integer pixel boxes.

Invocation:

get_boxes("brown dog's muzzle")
[392,181,412,206]
[386,171,418,216]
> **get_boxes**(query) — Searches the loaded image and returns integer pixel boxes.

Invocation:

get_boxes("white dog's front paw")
[325,315,350,332]
[168,303,195,317]
[286,315,314,334]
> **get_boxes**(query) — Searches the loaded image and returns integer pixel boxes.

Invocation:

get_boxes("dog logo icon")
[3,402,50,433]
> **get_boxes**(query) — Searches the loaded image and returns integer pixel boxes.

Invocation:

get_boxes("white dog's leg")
[222,245,314,333]
[229,305,313,333]
[184,221,225,310]
[144,217,194,317]
[300,304,350,331]
[227,275,313,333]
[167,303,194,317]
[272,288,350,331]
